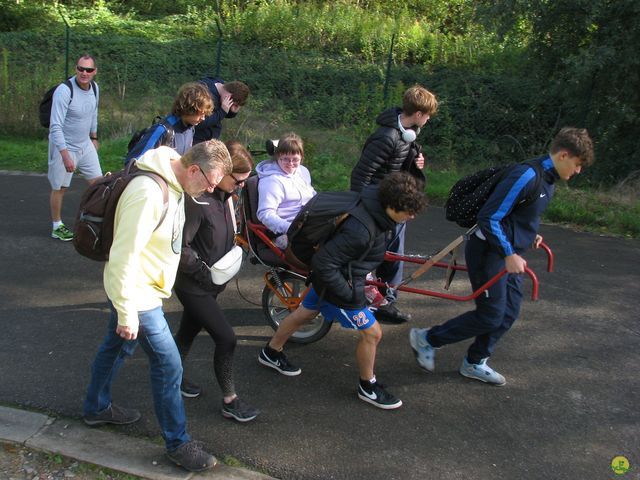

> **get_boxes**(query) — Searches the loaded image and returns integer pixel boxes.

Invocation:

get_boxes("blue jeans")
[377,222,406,302]
[83,303,190,451]
[427,235,523,363]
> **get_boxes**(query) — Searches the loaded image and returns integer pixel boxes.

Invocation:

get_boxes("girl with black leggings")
[173,141,258,422]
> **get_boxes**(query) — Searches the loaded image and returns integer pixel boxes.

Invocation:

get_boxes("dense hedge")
[0,30,560,170]
[1,0,638,186]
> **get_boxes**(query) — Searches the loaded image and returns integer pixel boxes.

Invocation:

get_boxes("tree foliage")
[475,0,640,183]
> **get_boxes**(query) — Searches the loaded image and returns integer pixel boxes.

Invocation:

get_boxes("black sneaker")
[357,381,402,410]
[83,403,141,426]
[374,303,411,324]
[258,345,301,376]
[167,440,217,472]
[180,378,202,398]
[222,397,260,423]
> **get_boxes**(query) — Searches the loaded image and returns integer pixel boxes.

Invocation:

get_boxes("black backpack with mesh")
[445,160,544,228]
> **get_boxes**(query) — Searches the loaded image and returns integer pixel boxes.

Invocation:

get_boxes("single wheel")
[262,271,332,344]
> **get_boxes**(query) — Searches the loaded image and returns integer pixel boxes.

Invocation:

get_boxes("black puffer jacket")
[193,77,238,143]
[309,184,396,309]
[350,107,420,192]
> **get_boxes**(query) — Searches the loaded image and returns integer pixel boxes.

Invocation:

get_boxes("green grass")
[545,185,640,238]
[2,131,638,239]
[0,136,131,174]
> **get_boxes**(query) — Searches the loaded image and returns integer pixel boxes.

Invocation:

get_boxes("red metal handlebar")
[243,220,553,302]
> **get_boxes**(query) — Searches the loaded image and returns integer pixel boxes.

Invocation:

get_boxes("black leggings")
[174,288,237,397]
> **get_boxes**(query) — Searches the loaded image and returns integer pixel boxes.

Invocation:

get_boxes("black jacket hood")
[360,183,396,232]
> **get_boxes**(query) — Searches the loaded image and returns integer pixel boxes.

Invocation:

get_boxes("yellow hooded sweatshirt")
[104,146,185,329]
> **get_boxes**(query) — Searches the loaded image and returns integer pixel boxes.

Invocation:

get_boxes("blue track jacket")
[477,155,558,257]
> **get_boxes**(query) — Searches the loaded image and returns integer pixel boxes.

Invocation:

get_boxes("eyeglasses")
[76,65,96,73]
[278,155,302,165]
[230,173,246,186]
[198,165,221,190]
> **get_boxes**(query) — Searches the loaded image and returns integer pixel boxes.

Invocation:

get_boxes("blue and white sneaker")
[409,328,436,372]
[459,357,506,386]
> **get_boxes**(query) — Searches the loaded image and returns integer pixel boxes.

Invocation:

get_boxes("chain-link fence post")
[214,18,223,77]
[57,7,71,79]
[383,33,395,106]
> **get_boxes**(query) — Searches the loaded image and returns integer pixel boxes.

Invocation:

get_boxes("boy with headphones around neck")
[350,84,438,324]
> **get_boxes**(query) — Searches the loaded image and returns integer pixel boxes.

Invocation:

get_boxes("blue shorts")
[302,286,376,331]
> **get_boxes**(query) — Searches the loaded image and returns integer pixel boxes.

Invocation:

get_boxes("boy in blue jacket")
[409,127,594,385]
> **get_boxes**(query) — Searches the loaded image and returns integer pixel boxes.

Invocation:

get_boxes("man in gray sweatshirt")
[48,54,102,241]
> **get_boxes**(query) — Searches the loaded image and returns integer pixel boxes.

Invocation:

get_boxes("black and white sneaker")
[357,380,402,410]
[222,397,260,423]
[180,378,202,398]
[374,303,411,324]
[258,345,301,376]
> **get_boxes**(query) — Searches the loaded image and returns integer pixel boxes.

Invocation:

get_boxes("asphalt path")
[1,171,638,480]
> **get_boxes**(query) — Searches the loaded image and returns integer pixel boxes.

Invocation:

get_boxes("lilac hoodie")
[256,159,316,234]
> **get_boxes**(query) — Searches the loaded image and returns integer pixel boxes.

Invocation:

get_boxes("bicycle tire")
[261,272,332,344]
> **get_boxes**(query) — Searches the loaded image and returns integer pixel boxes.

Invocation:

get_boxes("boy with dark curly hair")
[258,172,427,410]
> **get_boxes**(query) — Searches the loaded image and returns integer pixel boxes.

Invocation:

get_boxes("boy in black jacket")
[350,84,438,324]
[410,127,594,386]
[258,172,426,410]
[193,77,250,143]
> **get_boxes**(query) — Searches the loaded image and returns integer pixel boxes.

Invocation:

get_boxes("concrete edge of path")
[0,405,276,480]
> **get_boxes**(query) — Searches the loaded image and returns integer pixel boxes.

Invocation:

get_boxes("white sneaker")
[459,357,506,386]
[409,328,436,372]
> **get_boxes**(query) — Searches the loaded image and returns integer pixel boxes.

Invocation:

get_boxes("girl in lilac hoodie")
[256,133,316,247]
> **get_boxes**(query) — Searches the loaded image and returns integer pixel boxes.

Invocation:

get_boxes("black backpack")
[285,191,377,270]
[39,79,97,128]
[126,116,175,155]
[73,161,169,262]
[445,160,544,228]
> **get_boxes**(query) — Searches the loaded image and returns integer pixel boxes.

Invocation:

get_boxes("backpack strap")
[139,172,169,231]
[227,196,238,234]
[519,160,545,209]
[348,204,378,262]
[157,116,176,147]
[129,161,169,231]
[63,79,74,100]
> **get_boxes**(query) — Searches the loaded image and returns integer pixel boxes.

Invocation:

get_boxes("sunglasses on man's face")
[76,65,96,73]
